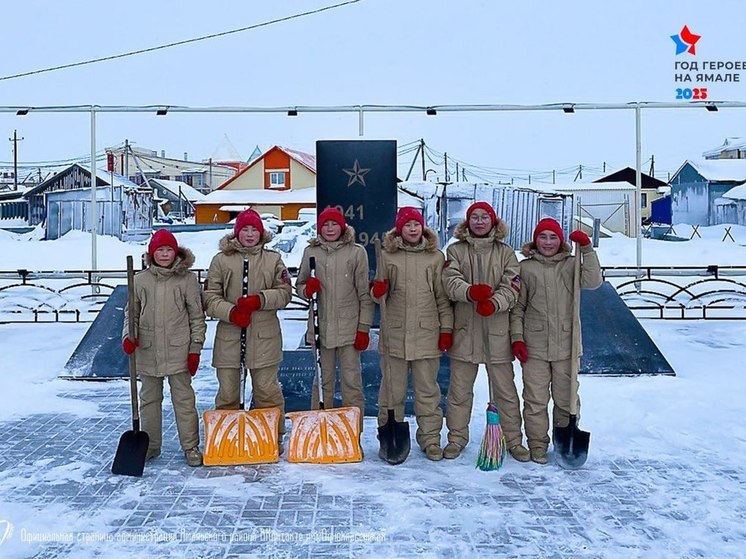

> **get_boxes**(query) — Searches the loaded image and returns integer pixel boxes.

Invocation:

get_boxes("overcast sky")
[1,0,745,182]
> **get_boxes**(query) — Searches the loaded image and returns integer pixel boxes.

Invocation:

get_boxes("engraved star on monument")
[342,159,371,187]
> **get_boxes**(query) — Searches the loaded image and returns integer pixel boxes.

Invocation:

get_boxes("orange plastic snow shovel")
[203,257,281,466]
[286,256,363,464]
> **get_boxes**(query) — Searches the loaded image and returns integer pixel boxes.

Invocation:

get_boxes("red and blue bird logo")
[671,25,701,55]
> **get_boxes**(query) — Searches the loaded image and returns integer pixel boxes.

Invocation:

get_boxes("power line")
[0,0,362,82]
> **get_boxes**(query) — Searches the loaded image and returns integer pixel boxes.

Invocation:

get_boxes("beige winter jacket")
[204,232,292,369]
[296,226,374,348]
[442,220,521,364]
[122,247,206,377]
[509,241,602,361]
[374,228,454,361]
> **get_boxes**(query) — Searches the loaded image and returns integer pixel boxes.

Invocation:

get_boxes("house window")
[641,193,648,208]
[269,172,286,188]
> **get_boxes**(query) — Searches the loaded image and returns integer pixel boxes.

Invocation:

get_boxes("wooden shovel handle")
[126,256,140,429]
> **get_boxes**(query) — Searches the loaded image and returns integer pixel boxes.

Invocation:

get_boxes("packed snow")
[0,224,745,558]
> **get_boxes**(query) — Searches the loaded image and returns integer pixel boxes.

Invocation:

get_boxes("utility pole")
[420,139,426,181]
[444,152,449,182]
[9,130,24,190]
[649,154,655,178]
[124,139,130,179]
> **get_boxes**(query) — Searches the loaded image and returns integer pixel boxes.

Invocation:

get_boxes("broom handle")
[570,242,582,416]
[126,256,140,431]
[476,253,494,404]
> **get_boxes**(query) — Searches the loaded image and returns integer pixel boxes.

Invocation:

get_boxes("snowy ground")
[0,225,745,558]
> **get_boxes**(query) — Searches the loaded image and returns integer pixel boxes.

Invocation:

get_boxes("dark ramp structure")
[61,282,675,392]
[580,282,675,376]
[61,285,129,379]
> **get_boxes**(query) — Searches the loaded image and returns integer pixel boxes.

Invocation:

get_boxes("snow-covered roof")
[702,137,746,158]
[208,134,243,163]
[723,183,746,200]
[150,179,205,202]
[687,159,746,182]
[94,168,139,189]
[529,181,635,193]
[280,146,316,172]
[197,187,316,205]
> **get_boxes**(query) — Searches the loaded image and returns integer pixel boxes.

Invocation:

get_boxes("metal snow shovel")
[203,257,281,466]
[287,256,363,464]
[554,241,591,469]
[373,239,411,465]
[112,255,150,477]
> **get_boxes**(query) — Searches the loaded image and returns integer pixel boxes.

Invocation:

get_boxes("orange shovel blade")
[202,407,280,466]
[286,406,363,464]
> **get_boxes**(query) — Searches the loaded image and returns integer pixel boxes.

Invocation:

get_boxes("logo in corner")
[671,25,700,55]
[0,520,14,546]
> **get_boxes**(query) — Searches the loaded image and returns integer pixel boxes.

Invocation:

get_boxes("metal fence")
[2,265,746,324]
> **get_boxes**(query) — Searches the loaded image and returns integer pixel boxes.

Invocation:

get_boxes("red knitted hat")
[466,201,497,228]
[317,207,346,231]
[234,209,264,238]
[533,217,564,245]
[148,229,178,257]
[395,206,424,235]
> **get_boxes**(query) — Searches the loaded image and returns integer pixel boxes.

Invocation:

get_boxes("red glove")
[122,337,139,355]
[236,295,261,313]
[512,341,528,363]
[187,353,200,376]
[438,332,453,352]
[476,300,496,317]
[371,279,389,298]
[229,307,251,328]
[569,230,591,246]
[304,277,321,298]
[468,284,494,302]
[353,331,370,351]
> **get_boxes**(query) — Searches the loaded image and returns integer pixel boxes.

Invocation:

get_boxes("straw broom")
[476,402,506,470]
[475,253,506,471]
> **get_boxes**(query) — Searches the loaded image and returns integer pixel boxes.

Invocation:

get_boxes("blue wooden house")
[669,159,746,225]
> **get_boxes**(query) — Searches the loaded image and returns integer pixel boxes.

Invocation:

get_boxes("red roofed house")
[195,145,316,224]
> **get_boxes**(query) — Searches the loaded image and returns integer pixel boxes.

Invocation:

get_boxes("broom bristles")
[476,403,506,471]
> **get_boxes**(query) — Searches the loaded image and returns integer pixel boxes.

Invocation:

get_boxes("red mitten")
[569,230,591,246]
[122,337,139,355]
[512,341,528,364]
[438,332,453,352]
[476,300,496,317]
[187,353,200,376]
[236,295,261,313]
[229,307,251,328]
[468,284,494,302]
[353,331,370,351]
[371,279,389,298]
[304,277,321,298]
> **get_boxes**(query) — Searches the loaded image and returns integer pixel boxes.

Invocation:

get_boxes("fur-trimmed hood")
[453,218,509,242]
[218,229,273,255]
[520,241,572,259]
[308,224,357,247]
[383,227,439,253]
[144,246,195,274]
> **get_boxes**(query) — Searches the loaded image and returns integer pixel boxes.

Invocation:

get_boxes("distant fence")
[2,265,746,323]
[0,268,308,324]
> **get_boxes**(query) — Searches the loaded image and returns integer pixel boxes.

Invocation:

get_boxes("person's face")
[401,220,423,245]
[536,230,561,257]
[153,246,176,267]
[238,225,261,247]
[468,209,493,237]
[321,220,342,242]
